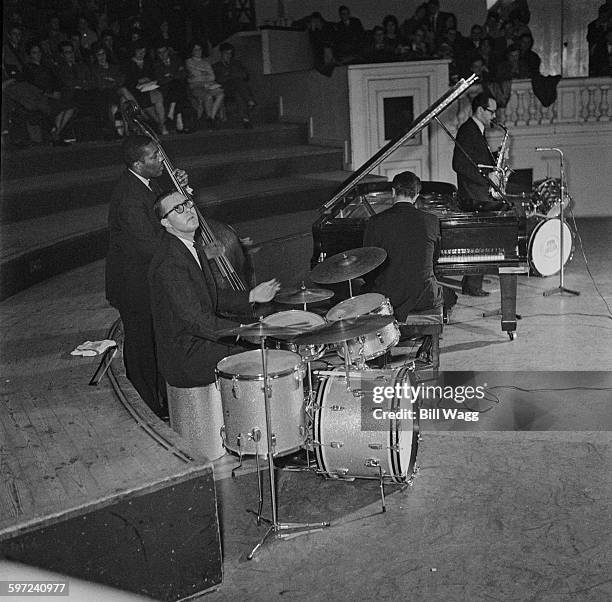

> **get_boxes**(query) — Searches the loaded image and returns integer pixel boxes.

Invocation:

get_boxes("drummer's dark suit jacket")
[362,202,442,322]
[149,231,252,388]
[452,117,495,209]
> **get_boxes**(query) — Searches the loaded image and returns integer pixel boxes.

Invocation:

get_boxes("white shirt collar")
[129,169,151,190]
[174,233,202,268]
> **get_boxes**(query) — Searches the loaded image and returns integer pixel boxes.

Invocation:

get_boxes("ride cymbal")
[216,321,309,340]
[292,314,395,345]
[276,286,334,305]
[310,247,387,284]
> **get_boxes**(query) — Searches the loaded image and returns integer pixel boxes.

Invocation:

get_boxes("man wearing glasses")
[148,191,280,393]
[106,136,190,417]
[452,92,503,296]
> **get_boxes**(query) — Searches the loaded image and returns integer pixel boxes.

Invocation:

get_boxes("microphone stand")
[536,148,580,297]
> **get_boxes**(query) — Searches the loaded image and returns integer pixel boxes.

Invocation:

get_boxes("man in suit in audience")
[363,171,456,358]
[148,191,280,389]
[452,92,504,296]
[105,136,189,416]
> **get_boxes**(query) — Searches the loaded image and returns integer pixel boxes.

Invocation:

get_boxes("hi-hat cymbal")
[292,314,394,345]
[310,247,387,284]
[216,321,308,339]
[276,286,334,305]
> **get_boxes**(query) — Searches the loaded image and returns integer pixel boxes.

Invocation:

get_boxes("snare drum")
[263,310,326,361]
[528,218,574,277]
[216,350,306,456]
[314,367,419,482]
[325,293,400,361]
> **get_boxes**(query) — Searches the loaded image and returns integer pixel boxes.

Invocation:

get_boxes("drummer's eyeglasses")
[162,198,194,219]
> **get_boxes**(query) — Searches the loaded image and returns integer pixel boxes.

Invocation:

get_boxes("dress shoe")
[462,288,490,297]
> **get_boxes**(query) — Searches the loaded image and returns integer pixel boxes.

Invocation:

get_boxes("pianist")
[452,92,504,297]
[363,171,456,355]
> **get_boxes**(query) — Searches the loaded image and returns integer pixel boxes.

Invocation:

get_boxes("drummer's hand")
[249,279,281,303]
[240,236,254,247]
[203,241,225,259]
[174,169,189,188]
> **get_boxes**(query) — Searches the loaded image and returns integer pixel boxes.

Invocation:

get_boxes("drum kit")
[213,247,420,558]
[526,177,575,277]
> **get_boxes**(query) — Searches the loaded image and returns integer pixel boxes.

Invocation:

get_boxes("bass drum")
[314,367,419,483]
[528,218,574,277]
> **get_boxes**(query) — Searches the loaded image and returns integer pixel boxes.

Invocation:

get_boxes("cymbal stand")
[539,148,580,297]
[247,336,330,560]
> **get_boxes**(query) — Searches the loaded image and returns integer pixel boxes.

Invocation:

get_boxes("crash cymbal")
[216,321,309,339]
[310,247,387,284]
[276,286,334,305]
[292,314,395,345]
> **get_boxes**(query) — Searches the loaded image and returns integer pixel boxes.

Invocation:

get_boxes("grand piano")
[311,76,528,339]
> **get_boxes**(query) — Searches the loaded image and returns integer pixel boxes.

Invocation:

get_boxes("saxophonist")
[452,92,505,297]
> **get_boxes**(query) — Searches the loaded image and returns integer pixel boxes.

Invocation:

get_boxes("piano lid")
[321,73,478,214]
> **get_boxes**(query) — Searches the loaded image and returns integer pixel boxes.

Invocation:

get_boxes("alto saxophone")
[489,122,512,200]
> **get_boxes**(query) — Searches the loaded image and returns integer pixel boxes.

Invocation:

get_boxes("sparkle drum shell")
[216,350,306,456]
[262,310,326,361]
[325,293,400,361]
[314,367,419,482]
[528,218,573,277]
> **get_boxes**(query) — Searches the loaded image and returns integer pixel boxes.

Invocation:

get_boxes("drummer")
[362,171,456,358]
[148,191,280,393]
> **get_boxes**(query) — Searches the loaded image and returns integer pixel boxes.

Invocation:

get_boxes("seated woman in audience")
[185,40,224,125]
[123,40,168,135]
[22,41,75,145]
[382,15,402,55]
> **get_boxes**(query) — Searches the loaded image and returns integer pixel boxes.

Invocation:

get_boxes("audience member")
[77,15,98,56]
[213,42,256,129]
[401,4,428,41]
[123,40,168,135]
[517,33,541,79]
[332,5,365,64]
[426,0,455,41]
[91,44,131,136]
[99,29,120,64]
[306,12,335,72]
[46,15,68,59]
[590,27,612,76]
[363,26,395,63]
[382,15,403,56]
[153,42,191,132]
[22,41,76,145]
[3,24,25,79]
[185,40,224,124]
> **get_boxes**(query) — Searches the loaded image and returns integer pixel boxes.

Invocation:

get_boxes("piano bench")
[396,307,444,371]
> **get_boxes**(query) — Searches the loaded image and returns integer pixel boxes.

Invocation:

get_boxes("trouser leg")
[120,309,167,417]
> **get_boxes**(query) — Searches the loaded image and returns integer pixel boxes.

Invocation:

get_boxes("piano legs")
[499,273,518,339]
[498,266,529,339]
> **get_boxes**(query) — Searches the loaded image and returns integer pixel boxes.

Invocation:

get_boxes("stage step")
[1,123,307,180]
[0,144,344,223]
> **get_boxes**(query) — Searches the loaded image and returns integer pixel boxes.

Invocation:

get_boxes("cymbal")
[276,286,334,305]
[310,247,387,284]
[216,321,308,339]
[292,314,395,345]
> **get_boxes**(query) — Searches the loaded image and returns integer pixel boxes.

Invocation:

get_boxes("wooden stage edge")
[0,347,223,601]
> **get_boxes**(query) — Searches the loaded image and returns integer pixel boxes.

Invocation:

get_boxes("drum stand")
[538,148,580,297]
[247,335,330,560]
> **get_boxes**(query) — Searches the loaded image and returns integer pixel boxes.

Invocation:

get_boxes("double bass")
[123,102,252,293]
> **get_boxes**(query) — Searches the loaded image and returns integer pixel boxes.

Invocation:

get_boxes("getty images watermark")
[355,370,488,430]
[371,380,483,423]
